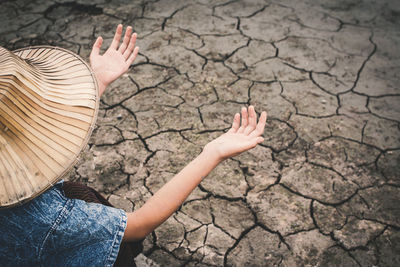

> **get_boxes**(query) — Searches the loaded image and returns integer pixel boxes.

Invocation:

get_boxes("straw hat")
[0,46,99,208]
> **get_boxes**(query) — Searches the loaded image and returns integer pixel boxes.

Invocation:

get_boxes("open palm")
[204,106,267,161]
[90,24,139,96]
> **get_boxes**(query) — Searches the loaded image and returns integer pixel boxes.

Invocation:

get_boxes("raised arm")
[90,24,139,97]
[123,106,267,241]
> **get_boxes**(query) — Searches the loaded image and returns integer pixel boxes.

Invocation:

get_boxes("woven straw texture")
[0,46,99,208]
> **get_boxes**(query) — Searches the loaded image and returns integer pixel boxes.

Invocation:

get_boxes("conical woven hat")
[0,46,99,208]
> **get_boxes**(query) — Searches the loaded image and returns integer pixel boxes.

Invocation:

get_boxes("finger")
[126,46,139,67]
[227,113,240,133]
[245,137,262,150]
[119,26,132,54]
[250,111,267,138]
[248,106,257,127]
[244,105,257,135]
[123,32,137,60]
[90,36,103,59]
[238,107,248,133]
[110,24,123,50]
[256,136,264,144]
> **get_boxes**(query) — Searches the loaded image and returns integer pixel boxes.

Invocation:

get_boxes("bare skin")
[124,106,267,241]
[90,24,139,97]
[90,25,267,242]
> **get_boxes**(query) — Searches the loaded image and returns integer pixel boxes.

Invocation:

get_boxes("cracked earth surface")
[1,0,400,266]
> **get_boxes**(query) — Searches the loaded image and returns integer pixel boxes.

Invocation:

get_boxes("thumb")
[256,137,264,144]
[90,36,103,59]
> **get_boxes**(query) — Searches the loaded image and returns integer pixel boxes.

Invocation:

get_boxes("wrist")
[201,143,224,165]
[97,82,107,97]
[93,72,107,97]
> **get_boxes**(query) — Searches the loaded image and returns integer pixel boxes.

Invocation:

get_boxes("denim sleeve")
[0,185,127,267]
[41,197,127,267]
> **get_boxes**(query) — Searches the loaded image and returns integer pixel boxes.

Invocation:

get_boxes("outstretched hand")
[204,106,267,162]
[90,24,139,97]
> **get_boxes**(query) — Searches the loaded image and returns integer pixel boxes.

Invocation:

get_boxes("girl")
[0,24,266,266]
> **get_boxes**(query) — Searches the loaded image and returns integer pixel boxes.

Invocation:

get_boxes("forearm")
[123,149,221,241]
[122,106,267,241]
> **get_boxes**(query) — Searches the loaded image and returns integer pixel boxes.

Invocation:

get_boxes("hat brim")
[0,46,99,208]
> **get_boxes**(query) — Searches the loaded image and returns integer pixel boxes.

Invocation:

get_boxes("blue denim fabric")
[0,183,127,267]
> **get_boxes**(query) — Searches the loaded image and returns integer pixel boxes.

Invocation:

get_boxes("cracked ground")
[1,0,400,266]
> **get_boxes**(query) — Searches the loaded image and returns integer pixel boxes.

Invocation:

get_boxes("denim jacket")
[0,182,127,267]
